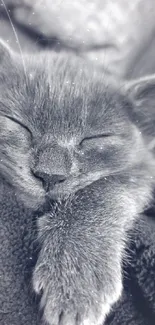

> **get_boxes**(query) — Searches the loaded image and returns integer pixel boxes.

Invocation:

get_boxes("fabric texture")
[0,180,39,325]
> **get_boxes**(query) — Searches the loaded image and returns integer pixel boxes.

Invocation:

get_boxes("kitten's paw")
[33,214,123,325]
[33,257,122,325]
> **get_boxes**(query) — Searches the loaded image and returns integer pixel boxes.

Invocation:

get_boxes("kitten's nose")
[34,170,66,192]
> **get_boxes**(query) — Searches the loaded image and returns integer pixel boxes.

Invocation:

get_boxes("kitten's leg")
[33,213,124,325]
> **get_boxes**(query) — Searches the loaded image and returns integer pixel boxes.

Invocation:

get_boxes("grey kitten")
[0,39,155,325]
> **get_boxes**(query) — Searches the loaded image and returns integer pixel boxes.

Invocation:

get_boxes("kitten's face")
[0,42,154,210]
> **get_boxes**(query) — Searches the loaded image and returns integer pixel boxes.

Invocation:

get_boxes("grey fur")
[0,40,155,325]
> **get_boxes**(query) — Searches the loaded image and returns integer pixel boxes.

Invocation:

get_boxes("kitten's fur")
[0,40,155,325]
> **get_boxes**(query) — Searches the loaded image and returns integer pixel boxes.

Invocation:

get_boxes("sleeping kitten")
[0,40,155,325]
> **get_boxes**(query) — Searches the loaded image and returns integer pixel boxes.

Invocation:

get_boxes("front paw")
[33,214,123,325]
[33,250,122,325]
[34,265,122,325]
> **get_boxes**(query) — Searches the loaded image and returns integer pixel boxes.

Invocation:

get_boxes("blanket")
[0,180,39,325]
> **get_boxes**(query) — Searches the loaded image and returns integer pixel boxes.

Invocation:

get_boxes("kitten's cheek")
[18,188,45,210]
[16,169,46,209]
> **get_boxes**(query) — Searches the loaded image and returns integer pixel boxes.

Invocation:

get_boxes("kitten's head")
[0,40,155,210]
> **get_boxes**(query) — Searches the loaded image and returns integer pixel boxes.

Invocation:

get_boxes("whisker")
[1,0,27,79]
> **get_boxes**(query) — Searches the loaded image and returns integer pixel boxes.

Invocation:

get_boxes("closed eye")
[4,114,33,138]
[80,133,113,145]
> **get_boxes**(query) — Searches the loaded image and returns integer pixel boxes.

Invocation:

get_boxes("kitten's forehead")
[0,52,131,139]
[28,83,129,142]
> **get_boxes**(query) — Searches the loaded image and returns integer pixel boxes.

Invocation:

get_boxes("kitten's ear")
[125,75,155,151]
[0,39,14,68]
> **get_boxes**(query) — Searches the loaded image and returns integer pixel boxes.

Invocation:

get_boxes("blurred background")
[0,0,155,80]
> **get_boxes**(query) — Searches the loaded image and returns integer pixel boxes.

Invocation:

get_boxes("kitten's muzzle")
[34,170,66,192]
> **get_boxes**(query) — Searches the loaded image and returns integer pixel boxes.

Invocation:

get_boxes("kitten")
[0,39,155,325]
